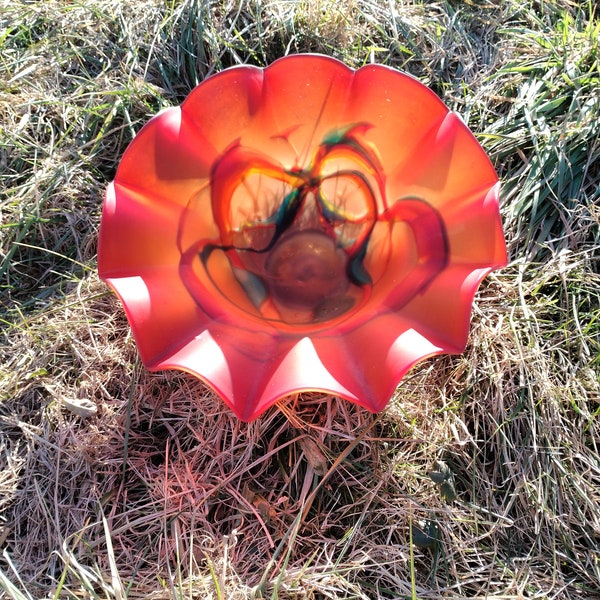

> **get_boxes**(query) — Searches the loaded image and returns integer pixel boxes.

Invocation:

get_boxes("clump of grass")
[482,3,600,262]
[1,0,599,598]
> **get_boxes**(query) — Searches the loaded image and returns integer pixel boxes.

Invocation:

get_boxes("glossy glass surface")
[98,55,507,421]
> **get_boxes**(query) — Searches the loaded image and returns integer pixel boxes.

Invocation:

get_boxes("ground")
[1,1,599,598]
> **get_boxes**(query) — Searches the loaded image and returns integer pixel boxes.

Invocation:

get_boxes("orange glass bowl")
[98,54,507,421]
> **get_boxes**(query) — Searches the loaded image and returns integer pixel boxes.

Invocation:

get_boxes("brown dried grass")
[1,0,599,598]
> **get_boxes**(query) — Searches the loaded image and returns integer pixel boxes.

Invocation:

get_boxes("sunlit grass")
[1,0,599,598]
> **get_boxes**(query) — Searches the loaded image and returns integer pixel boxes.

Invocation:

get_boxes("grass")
[1,0,599,598]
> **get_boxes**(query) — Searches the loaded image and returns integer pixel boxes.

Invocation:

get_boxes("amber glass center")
[265,230,349,308]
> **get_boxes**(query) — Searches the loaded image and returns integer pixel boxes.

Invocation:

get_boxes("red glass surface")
[98,54,507,421]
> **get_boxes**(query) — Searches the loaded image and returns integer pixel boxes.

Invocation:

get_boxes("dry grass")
[1,0,599,598]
